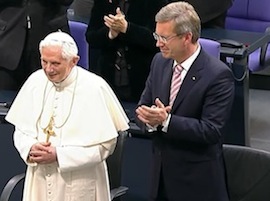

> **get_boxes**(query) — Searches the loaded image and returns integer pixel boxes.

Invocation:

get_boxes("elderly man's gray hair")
[39,31,78,60]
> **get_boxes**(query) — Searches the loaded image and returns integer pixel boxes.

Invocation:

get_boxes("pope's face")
[40,46,78,83]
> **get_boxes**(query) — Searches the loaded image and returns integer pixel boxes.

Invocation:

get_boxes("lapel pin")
[192,76,196,81]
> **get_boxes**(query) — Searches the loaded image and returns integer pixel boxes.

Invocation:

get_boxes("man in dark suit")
[170,0,233,28]
[136,2,234,201]
[0,0,73,90]
[86,0,168,102]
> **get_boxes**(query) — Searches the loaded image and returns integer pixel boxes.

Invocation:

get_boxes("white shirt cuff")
[108,31,116,39]
[161,113,171,133]
[146,124,158,132]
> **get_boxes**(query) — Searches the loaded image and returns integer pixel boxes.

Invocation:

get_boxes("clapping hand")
[104,7,128,38]
[136,98,171,127]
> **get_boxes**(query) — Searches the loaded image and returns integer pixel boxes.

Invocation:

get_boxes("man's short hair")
[39,31,78,60]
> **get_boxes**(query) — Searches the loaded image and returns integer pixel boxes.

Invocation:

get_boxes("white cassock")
[5,66,129,201]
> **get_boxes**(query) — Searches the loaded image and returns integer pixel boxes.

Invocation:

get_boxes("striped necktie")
[169,64,183,106]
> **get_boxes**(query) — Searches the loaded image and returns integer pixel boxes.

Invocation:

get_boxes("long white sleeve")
[56,138,117,172]
[13,128,38,163]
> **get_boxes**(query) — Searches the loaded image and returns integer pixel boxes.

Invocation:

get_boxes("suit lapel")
[171,51,205,113]
[159,60,174,106]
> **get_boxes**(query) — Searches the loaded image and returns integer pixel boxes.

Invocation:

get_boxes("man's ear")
[72,56,80,66]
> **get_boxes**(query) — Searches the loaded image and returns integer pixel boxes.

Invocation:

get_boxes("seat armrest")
[110,186,129,200]
[260,27,270,65]
[0,173,25,201]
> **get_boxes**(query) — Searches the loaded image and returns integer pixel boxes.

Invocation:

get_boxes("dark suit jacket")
[137,50,235,201]
[0,0,73,71]
[170,0,233,23]
[86,0,167,102]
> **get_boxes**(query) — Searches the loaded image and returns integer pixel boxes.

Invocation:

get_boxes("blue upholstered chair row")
[225,0,270,72]
[68,20,89,70]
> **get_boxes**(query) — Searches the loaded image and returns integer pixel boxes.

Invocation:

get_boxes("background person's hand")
[113,7,128,33]
[104,7,127,38]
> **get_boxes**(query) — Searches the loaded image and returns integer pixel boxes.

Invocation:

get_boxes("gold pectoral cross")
[43,116,56,143]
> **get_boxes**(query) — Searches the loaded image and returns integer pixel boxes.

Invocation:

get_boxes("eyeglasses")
[153,32,182,43]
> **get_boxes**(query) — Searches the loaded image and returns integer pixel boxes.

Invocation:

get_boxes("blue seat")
[225,0,270,72]
[199,38,221,59]
[68,20,89,70]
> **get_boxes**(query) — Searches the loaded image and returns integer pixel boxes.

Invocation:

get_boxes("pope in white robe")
[5,31,129,201]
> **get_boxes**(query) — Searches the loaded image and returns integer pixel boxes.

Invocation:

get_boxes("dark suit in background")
[86,0,167,102]
[170,0,233,28]
[136,2,235,200]
[0,0,73,90]
[68,0,94,24]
